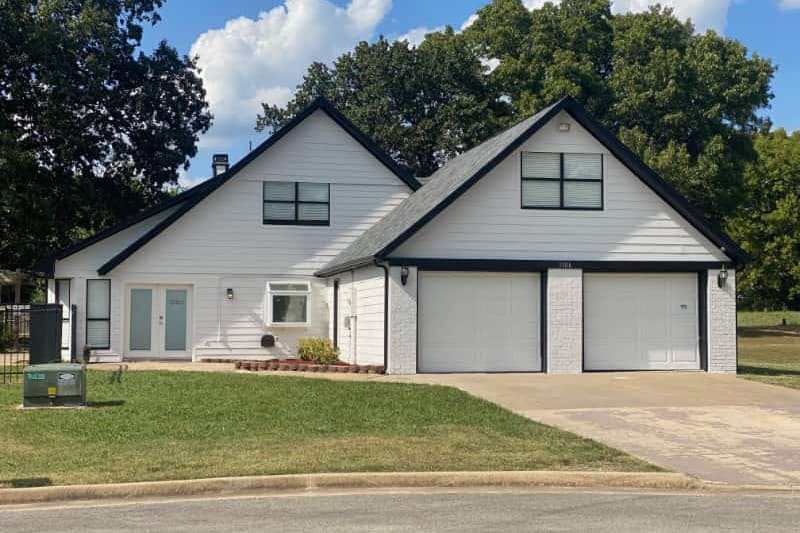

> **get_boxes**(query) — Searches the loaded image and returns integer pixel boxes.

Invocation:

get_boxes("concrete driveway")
[401,372,800,486]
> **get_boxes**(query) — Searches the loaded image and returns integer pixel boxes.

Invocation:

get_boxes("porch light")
[717,267,728,288]
[226,288,234,300]
[400,266,409,286]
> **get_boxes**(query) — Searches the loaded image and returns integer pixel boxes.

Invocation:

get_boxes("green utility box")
[23,363,86,407]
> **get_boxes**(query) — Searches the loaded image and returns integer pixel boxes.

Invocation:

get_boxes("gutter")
[374,260,389,372]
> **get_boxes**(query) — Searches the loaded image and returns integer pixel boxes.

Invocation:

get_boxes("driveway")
[401,372,800,486]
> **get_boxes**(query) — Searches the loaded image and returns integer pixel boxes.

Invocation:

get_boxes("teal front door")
[126,285,191,359]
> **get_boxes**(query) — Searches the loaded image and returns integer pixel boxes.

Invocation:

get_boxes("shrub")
[297,338,339,364]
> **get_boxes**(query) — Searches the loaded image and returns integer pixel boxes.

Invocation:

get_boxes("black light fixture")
[717,266,728,288]
[400,266,409,286]
[226,288,234,300]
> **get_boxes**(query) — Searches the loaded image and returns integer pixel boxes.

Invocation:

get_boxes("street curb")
[0,472,700,505]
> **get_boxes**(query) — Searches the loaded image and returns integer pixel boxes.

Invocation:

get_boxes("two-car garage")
[416,270,701,373]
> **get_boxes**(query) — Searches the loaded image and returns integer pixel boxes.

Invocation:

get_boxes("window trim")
[56,279,71,350]
[520,152,604,211]
[266,281,311,327]
[85,279,111,350]
[263,181,330,226]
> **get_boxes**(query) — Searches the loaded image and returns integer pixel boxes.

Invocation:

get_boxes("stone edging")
[232,360,385,374]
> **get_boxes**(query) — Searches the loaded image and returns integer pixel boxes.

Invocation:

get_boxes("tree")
[0,0,211,270]
[462,0,774,223]
[730,130,800,310]
[256,31,503,178]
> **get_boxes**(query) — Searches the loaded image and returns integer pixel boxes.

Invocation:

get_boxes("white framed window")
[267,281,310,326]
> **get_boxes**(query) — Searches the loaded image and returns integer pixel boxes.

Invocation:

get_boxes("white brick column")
[707,268,737,373]
[547,269,583,374]
[387,265,417,374]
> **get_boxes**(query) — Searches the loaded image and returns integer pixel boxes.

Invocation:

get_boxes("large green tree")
[256,30,503,178]
[0,0,211,270]
[264,1,774,227]
[730,130,800,310]
[463,0,774,223]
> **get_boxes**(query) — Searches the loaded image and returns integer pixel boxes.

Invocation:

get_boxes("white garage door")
[419,272,541,372]
[584,273,699,371]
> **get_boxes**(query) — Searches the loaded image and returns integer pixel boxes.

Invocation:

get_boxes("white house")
[40,96,741,374]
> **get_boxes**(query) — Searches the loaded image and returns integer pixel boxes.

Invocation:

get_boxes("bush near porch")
[0,371,656,487]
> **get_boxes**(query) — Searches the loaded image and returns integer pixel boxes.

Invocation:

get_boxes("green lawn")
[737,311,800,389]
[0,371,655,487]
[737,311,800,327]
[738,326,800,390]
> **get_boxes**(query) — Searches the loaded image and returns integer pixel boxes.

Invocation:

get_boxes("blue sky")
[138,0,800,185]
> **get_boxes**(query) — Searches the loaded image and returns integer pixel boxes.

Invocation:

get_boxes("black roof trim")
[387,257,734,273]
[90,97,420,276]
[376,96,746,264]
[33,182,212,277]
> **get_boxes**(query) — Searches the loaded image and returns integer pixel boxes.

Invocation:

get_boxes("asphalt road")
[2,488,798,532]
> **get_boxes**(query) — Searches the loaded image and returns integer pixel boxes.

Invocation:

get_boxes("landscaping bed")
[0,370,656,487]
[233,358,384,374]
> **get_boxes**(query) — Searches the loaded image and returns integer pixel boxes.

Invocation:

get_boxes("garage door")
[584,273,699,371]
[419,272,541,372]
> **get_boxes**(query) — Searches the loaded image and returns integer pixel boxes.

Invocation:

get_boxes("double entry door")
[126,285,191,359]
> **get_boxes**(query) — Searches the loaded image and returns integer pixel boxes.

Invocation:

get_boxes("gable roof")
[316,96,747,277]
[38,97,420,277]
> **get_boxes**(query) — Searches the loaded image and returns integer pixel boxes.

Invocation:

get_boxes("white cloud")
[397,25,444,46]
[779,0,800,9]
[189,0,391,151]
[460,13,479,31]
[521,0,732,33]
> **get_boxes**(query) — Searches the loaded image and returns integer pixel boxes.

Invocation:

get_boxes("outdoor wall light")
[226,288,234,300]
[558,122,571,132]
[400,266,409,286]
[717,266,728,288]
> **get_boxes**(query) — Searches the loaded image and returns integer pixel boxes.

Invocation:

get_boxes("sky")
[138,0,800,186]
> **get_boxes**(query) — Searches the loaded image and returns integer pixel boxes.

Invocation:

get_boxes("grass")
[737,311,800,327]
[0,371,656,487]
[738,326,800,390]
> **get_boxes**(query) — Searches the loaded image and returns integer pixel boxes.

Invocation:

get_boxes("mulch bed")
[231,358,385,374]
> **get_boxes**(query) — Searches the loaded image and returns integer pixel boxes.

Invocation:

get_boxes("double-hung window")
[521,152,603,209]
[86,279,110,349]
[263,181,330,225]
[267,282,310,326]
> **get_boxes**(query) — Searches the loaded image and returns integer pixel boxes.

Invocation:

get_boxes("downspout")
[374,260,389,372]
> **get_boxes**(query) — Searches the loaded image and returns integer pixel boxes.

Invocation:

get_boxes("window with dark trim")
[263,181,330,225]
[56,279,71,350]
[521,152,603,210]
[86,279,110,349]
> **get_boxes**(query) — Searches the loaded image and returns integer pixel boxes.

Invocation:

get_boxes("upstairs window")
[521,152,603,210]
[263,181,330,226]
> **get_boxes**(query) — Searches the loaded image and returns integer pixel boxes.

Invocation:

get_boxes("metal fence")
[1,305,30,384]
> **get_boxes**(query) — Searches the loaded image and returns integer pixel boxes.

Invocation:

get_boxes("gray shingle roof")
[315,100,565,276]
[315,94,748,277]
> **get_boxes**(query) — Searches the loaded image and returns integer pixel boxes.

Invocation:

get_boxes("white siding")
[53,110,410,360]
[336,266,385,366]
[394,110,728,262]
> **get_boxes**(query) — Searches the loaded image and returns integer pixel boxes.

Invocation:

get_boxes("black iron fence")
[1,305,30,384]
[1,304,68,384]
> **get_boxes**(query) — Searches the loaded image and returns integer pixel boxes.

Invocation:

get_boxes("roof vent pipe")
[212,154,229,177]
